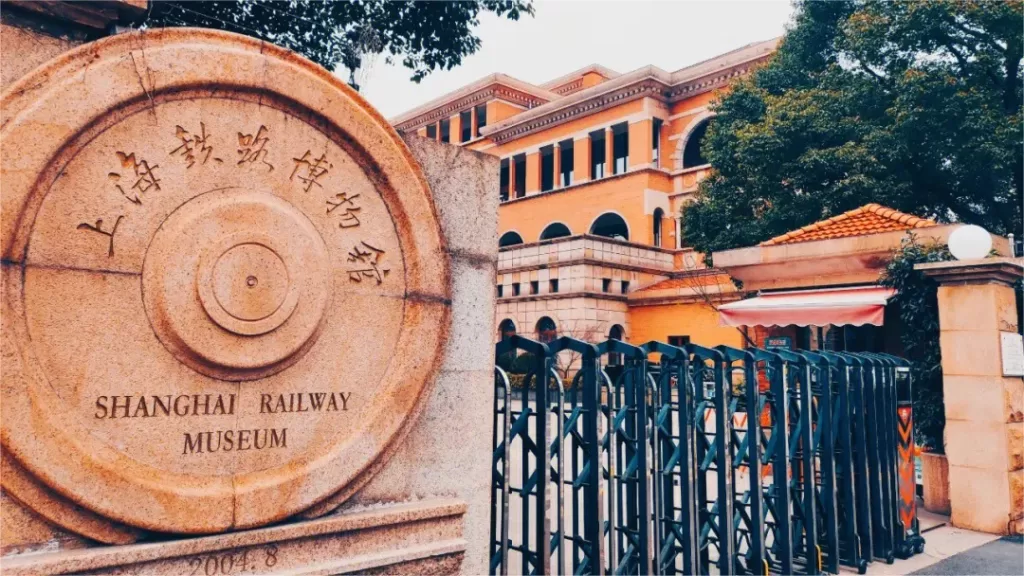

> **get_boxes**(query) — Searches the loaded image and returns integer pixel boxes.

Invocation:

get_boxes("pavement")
[908,535,1023,575]
[841,506,1024,576]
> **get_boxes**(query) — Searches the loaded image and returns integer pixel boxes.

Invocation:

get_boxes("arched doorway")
[540,222,572,241]
[536,316,557,343]
[498,318,517,341]
[499,231,524,247]
[589,212,629,240]
[607,324,625,366]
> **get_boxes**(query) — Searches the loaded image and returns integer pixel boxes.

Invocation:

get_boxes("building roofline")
[540,63,621,89]
[480,38,780,144]
[759,203,937,246]
[390,37,780,138]
[388,73,560,128]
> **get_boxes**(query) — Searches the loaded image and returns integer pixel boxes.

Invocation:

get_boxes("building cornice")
[485,78,668,144]
[390,39,778,141]
[498,291,629,304]
[498,256,674,276]
[481,45,775,144]
[390,74,558,131]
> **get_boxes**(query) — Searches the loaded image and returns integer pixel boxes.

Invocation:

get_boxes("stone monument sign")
[2,17,497,575]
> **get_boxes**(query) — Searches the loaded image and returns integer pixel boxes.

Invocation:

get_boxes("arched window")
[540,222,572,241]
[652,208,664,247]
[498,318,517,342]
[499,231,524,247]
[607,324,625,366]
[536,316,557,343]
[682,118,712,168]
[589,212,629,240]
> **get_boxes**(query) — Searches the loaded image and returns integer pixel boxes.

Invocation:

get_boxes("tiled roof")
[759,204,937,246]
[637,273,734,293]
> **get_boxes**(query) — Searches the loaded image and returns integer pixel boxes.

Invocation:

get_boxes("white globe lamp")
[947,224,992,261]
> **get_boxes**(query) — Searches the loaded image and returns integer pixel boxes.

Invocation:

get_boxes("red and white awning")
[719,286,896,327]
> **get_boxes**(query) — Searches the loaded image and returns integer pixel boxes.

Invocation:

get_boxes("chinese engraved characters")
[326,193,361,228]
[108,151,161,205]
[76,124,383,268]
[77,216,124,257]
[237,125,275,171]
[346,241,389,284]
[290,150,332,192]
[171,123,222,168]
[82,149,161,256]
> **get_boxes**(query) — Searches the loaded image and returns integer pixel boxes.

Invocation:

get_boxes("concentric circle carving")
[0,29,450,535]
[143,189,331,379]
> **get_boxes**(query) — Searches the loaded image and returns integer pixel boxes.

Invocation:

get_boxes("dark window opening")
[652,119,662,166]
[499,231,523,247]
[440,119,450,143]
[426,124,437,139]
[549,279,559,293]
[668,335,690,348]
[513,154,526,198]
[475,104,487,137]
[621,280,630,294]
[499,159,510,202]
[590,130,606,179]
[512,283,521,296]
[540,145,555,192]
[540,222,571,241]
[590,213,629,240]
[682,119,711,168]
[611,123,628,174]
[496,285,504,298]
[653,208,664,247]
[602,279,612,293]
[559,139,574,187]
[536,316,557,343]
[530,281,539,295]
[460,110,472,142]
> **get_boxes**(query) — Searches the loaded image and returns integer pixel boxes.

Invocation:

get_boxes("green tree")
[880,236,952,452]
[683,0,1023,255]
[145,0,533,89]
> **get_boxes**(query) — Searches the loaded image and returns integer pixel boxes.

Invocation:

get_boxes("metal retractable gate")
[491,337,924,575]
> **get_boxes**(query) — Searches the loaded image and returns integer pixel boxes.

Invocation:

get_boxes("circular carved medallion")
[0,29,450,534]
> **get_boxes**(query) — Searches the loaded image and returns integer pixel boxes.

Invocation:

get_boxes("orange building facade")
[391,40,778,349]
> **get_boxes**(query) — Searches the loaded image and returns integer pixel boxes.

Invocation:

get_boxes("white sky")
[355,0,796,120]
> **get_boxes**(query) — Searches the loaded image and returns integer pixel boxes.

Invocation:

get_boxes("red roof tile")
[760,203,936,246]
[637,273,734,293]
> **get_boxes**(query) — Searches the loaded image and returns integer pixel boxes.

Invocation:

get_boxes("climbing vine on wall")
[880,236,952,453]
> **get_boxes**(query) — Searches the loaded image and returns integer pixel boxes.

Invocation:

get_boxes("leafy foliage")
[145,0,533,87]
[880,236,952,452]
[684,0,1023,255]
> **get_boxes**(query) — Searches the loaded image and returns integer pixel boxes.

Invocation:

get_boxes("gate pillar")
[917,257,1023,535]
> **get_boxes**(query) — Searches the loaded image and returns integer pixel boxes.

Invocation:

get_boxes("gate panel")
[490,338,924,576]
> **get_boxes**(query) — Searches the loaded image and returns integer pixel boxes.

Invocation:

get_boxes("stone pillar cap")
[915,257,1023,286]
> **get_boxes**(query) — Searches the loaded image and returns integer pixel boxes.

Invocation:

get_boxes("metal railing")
[490,336,926,575]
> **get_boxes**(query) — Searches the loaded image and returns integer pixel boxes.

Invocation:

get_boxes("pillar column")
[628,120,653,170]
[449,114,461,145]
[605,127,615,176]
[471,107,479,139]
[525,152,541,195]
[552,145,561,189]
[917,257,1024,535]
[574,136,590,183]
[675,216,682,249]
[507,156,517,198]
